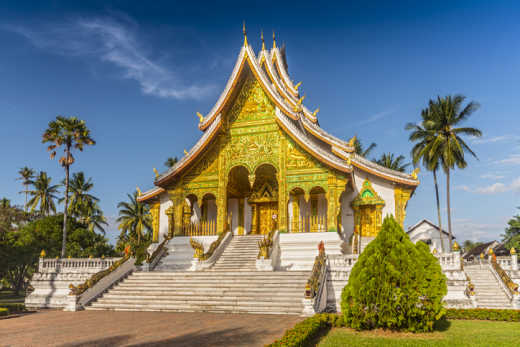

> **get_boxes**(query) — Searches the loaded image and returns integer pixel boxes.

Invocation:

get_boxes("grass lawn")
[318,320,520,346]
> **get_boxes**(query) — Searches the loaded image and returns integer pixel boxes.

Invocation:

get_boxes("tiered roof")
[139,33,419,201]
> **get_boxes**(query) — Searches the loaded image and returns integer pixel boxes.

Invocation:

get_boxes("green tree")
[503,208,520,250]
[27,171,59,216]
[17,167,35,212]
[424,96,481,247]
[406,108,445,251]
[353,138,377,157]
[3,214,115,294]
[463,240,483,253]
[42,116,96,257]
[116,191,152,250]
[341,216,446,332]
[374,153,410,172]
[164,156,178,168]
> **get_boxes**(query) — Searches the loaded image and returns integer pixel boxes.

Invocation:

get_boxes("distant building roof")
[407,219,453,238]
[463,241,498,260]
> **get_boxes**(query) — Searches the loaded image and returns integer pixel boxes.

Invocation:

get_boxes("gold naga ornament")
[136,186,142,197]
[411,167,420,180]
[312,108,320,117]
[295,82,302,91]
[347,136,357,148]
[196,112,204,123]
[153,168,159,179]
[184,149,189,156]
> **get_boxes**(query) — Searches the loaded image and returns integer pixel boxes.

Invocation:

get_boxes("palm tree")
[81,202,108,234]
[374,153,411,172]
[164,157,178,168]
[421,95,481,247]
[17,167,35,212]
[28,171,59,216]
[0,198,10,209]
[61,172,99,216]
[406,108,446,251]
[117,191,152,245]
[353,138,377,157]
[42,116,95,257]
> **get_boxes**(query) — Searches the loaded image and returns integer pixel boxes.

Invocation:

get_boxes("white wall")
[159,193,173,242]
[408,222,451,252]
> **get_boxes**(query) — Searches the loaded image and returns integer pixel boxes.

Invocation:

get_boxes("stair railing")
[490,255,519,300]
[302,241,328,315]
[66,255,136,311]
[141,236,171,271]
[189,231,233,271]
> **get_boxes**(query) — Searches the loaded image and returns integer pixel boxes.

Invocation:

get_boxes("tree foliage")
[353,138,377,157]
[374,153,410,172]
[503,207,520,250]
[116,191,152,252]
[1,214,115,294]
[27,171,59,216]
[341,216,447,332]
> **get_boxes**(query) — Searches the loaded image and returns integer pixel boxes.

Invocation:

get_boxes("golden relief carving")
[394,186,412,227]
[228,77,275,125]
[287,141,314,169]
[151,202,160,242]
[352,180,385,238]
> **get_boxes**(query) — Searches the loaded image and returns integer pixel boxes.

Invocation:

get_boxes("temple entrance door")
[248,164,279,235]
[254,202,278,235]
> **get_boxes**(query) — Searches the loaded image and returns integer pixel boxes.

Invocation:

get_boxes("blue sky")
[1,0,519,244]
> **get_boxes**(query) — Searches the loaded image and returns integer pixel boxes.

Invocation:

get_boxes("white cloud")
[472,135,518,145]
[452,219,504,242]
[495,154,520,165]
[461,176,520,194]
[356,107,398,126]
[480,173,505,180]
[5,17,214,100]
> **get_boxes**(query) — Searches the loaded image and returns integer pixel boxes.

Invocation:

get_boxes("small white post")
[512,253,518,271]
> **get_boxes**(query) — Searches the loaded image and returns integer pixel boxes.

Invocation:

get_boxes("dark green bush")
[446,308,520,321]
[341,215,447,332]
[0,303,25,314]
[267,313,344,347]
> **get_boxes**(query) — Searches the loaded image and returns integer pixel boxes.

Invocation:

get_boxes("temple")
[26,32,519,315]
[137,30,420,252]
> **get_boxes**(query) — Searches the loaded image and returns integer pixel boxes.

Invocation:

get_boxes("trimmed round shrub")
[341,215,447,332]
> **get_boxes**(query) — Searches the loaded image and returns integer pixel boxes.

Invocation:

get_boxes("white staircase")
[86,235,310,315]
[464,265,512,308]
[211,235,263,271]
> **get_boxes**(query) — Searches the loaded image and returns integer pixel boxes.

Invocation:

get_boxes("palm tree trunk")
[433,170,444,252]
[24,183,28,212]
[61,151,70,258]
[446,168,453,251]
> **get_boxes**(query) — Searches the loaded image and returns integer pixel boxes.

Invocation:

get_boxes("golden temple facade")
[138,32,419,251]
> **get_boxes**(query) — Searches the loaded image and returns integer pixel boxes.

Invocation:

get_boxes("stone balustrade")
[435,252,462,271]
[496,255,519,271]
[39,257,121,274]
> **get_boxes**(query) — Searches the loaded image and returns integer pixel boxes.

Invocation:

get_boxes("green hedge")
[0,303,25,315]
[0,308,8,317]
[446,308,520,322]
[267,314,344,347]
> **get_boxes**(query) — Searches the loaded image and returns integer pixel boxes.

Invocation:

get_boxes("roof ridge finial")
[243,21,248,47]
[272,30,276,49]
[261,30,265,51]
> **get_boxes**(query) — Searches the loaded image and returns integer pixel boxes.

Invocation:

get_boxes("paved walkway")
[0,310,301,347]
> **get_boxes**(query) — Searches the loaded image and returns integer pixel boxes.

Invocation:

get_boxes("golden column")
[394,186,413,228]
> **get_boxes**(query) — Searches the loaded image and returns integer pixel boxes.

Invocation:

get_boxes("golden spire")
[136,186,142,197]
[295,82,302,90]
[196,112,204,123]
[261,30,265,51]
[153,168,159,179]
[312,108,320,117]
[243,21,248,47]
[347,136,357,147]
[272,30,276,49]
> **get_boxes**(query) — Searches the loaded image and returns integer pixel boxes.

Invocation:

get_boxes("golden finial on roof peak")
[243,21,248,47]
[136,186,142,197]
[153,168,159,179]
[272,30,276,49]
[313,108,320,117]
[261,30,265,51]
[411,167,420,180]
[347,136,357,147]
